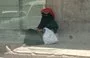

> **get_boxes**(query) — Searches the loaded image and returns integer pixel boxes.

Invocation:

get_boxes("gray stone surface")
[46,0,90,45]
[46,0,90,32]
[0,0,45,57]
[4,54,89,58]
[0,0,43,43]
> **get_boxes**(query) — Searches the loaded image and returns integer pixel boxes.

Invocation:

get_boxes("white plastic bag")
[43,28,58,44]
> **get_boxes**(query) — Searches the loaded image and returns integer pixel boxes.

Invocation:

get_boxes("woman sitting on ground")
[37,8,58,33]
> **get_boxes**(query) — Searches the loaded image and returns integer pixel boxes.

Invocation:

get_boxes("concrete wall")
[0,0,45,56]
[0,0,21,43]
[46,0,90,48]
[46,0,90,33]
[0,0,45,43]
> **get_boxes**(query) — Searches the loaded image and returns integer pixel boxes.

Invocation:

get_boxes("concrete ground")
[1,31,90,58]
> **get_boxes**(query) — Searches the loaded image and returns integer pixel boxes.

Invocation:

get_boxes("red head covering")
[41,8,55,17]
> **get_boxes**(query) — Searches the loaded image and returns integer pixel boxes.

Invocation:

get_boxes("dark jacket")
[37,13,58,33]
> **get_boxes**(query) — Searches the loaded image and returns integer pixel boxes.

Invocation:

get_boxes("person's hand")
[37,28,43,32]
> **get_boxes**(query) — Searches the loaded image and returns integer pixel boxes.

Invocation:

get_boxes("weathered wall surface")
[0,0,45,43]
[46,0,90,33]
[0,0,45,56]
[46,0,90,48]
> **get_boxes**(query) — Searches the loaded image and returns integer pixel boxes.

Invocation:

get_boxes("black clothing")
[37,13,58,33]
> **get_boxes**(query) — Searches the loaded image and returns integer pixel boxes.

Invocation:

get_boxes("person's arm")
[37,17,47,29]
